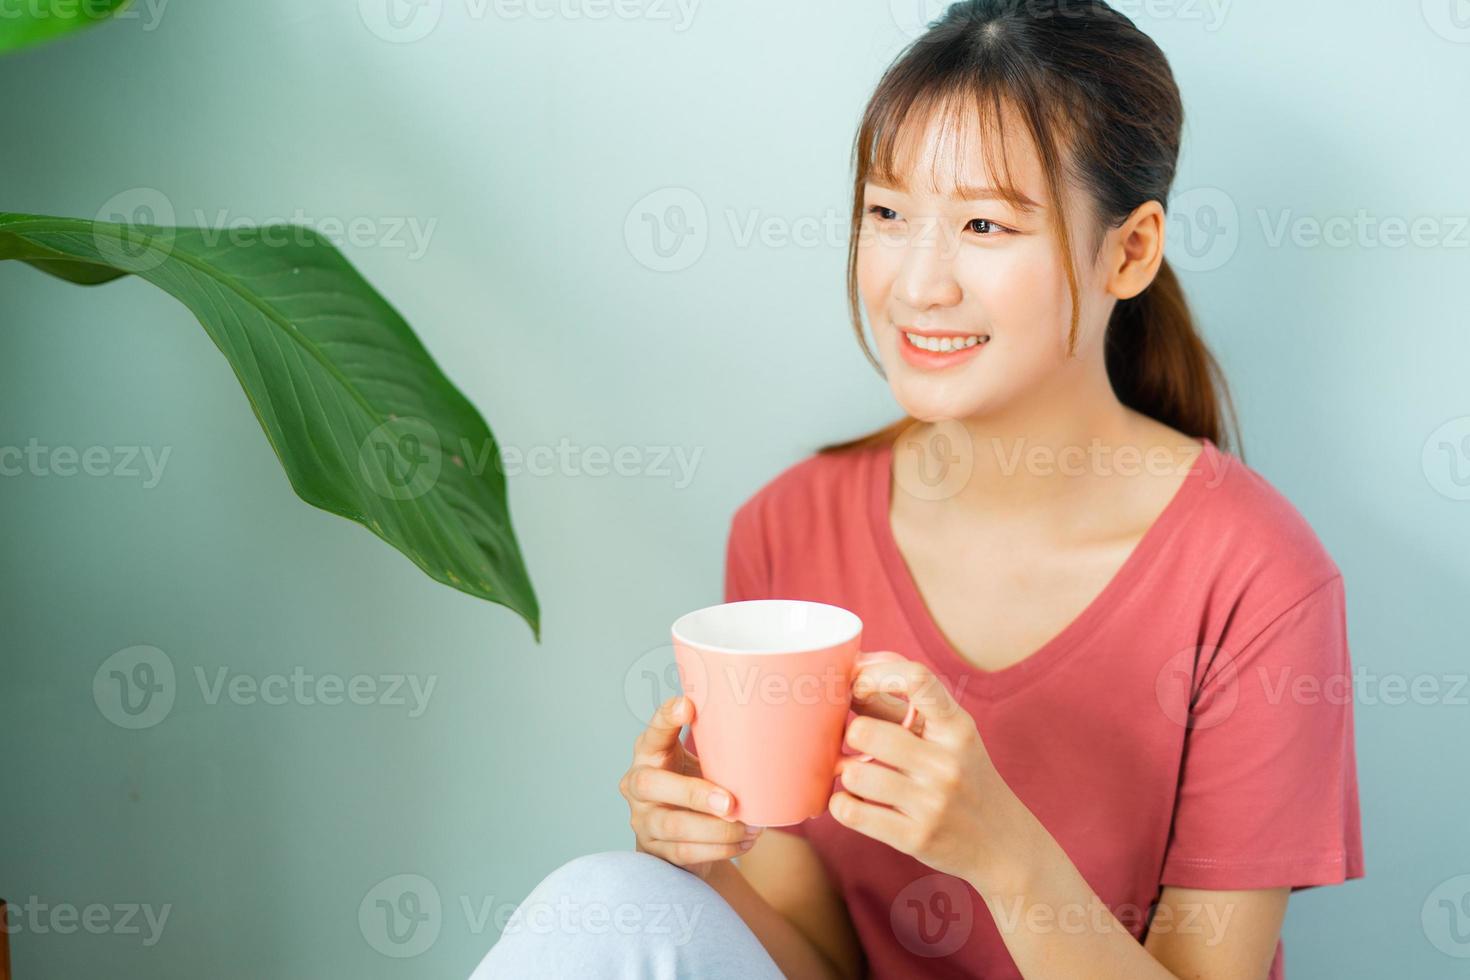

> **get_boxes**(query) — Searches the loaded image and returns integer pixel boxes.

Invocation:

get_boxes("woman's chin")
[887,379,992,426]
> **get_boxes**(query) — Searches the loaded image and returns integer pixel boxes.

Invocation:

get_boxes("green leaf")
[0,0,135,55]
[0,212,540,639]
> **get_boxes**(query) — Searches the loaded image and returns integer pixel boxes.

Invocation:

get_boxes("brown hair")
[818,0,1237,455]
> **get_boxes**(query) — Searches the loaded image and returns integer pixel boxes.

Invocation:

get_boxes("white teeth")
[904,331,988,353]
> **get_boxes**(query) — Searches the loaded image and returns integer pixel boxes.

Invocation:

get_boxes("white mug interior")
[671,599,861,655]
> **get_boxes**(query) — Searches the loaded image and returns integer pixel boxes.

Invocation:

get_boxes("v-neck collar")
[865,435,1218,700]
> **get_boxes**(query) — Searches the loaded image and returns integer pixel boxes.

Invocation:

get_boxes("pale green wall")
[2,1,1466,976]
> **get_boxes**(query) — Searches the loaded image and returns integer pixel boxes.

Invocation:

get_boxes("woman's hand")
[830,659,1035,892]
[621,694,764,879]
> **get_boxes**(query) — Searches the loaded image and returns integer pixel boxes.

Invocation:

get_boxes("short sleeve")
[1160,575,1365,891]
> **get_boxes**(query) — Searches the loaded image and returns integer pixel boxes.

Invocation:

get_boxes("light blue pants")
[467,851,788,979]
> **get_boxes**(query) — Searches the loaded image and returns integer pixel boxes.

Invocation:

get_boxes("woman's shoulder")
[730,444,877,535]
[1187,439,1344,607]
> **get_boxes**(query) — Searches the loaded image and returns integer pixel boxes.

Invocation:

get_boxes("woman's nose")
[892,221,963,311]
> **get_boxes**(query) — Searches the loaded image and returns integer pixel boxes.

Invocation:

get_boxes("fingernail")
[710,790,730,813]
[672,695,686,714]
[739,837,755,850]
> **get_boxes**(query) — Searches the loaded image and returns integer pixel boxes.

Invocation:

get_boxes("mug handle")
[849,650,919,765]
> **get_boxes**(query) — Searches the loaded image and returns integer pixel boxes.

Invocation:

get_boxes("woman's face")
[856,106,1111,424]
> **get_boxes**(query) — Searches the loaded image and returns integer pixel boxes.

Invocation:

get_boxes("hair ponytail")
[1106,257,1236,449]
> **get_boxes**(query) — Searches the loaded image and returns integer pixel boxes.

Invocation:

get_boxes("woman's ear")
[1106,200,1167,301]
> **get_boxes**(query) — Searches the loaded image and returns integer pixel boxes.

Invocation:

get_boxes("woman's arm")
[980,811,1288,979]
[704,829,864,980]
[832,658,1294,979]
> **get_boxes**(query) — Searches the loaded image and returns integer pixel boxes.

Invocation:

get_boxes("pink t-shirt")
[685,437,1364,979]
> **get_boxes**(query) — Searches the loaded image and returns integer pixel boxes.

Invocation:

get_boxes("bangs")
[857,70,1057,217]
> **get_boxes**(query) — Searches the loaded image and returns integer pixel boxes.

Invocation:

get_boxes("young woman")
[472,2,1363,977]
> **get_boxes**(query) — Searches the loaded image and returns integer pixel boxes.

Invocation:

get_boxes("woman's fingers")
[624,764,736,818]
[641,837,757,869]
[647,806,758,845]
[837,758,913,812]
[850,690,926,737]
[632,695,692,765]
[853,661,962,736]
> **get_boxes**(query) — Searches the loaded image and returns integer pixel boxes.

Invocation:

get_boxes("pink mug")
[671,599,917,827]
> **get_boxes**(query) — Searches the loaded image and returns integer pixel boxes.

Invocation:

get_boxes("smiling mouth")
[901,330,991,353]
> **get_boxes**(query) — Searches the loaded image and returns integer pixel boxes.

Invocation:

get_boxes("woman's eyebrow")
[866,180,1040,209]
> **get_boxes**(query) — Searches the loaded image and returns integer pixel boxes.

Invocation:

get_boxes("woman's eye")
[867,205,898,221]
[968,218,1007,235]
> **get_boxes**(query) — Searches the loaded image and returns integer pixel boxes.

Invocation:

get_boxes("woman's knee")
[524,850,707,906]
[468,851,783,979]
